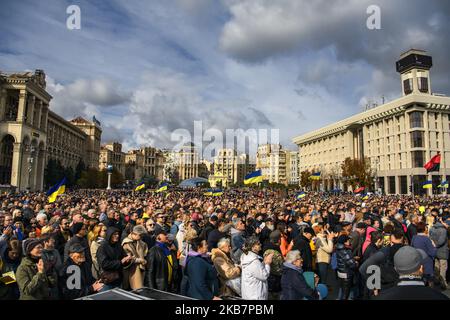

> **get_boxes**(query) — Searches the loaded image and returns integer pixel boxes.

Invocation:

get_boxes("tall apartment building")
[210,149,252,187]
[293,49,450,195]
[176,142,199,181]
[256,144,288,184]
[286,151,299,185]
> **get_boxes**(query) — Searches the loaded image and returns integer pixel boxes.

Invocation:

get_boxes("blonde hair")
[185,227,198,242]
[41,225,54,235]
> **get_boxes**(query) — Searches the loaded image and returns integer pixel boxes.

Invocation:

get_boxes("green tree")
[341,157,373,190]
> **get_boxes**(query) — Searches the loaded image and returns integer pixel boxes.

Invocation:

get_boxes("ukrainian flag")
[309,172,321,180]
[244,170,263,185]
[156,182,169,193]
[423,180,432,189]
[438,181,449,188]
[204,189,213,196]
[296,192,306,200]
[135,182,145,191]
[47,177,66,203]
[212,189,223,197]
[362,194,369,201]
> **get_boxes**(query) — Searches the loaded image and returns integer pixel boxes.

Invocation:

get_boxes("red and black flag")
[424,152,441,173]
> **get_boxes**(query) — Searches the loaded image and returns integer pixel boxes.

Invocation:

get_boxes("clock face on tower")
[396,53,433,73]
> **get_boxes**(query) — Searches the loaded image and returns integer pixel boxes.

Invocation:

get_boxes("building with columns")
[176,142,200,181]
[0,70,50,191]
[293,49,450,195]
[0,70,103,191]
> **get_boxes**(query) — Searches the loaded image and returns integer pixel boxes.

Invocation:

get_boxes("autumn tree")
[300,170,312,190]
[341,157,373,190]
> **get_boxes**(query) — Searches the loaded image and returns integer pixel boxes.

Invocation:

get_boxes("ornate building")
[99,142,126,177]
[256,144,288,185]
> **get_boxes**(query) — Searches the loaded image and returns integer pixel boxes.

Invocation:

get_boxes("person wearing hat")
[375,246,449,300]
[292,227,315,272]
[263,230,284,299]
[59,243,103,299]
[335,235,358,300]
[121,225,148,290]
[63,222,92,269]
[16,239,57,300]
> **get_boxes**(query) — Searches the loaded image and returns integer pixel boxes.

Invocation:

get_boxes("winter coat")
[145,243,179,292]
[336,243,357,277]
[16,256,57,300]
[315,235,334,264]
[230,228,245,264]
[122,235,148,290]
[211,248,241,296]
[429,222,449,260]
[240,251,270,300]
[293,235,313,271]
[59,257,96,300]
[207,229,226,252]
[90,237,103,280]
[96,227,129,287]
[280,262,319,300]
[362,226,377,254]
[411,234,437,276]
[406,223,418,244]
[183,252,219,300]
[375,277,449,300]
[53,229,72,258]
[199,222,216,241]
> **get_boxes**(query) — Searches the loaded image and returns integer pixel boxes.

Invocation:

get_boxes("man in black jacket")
[59,243,103,299]
[63,223,92,268]
[376,246,449,300]
[406,214,419,244]
[54,217,72,257]
[199,215,218,241]
[145,230,180,293]
[292,227,315,272]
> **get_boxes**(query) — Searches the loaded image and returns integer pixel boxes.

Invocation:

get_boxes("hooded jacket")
[122,234,148,290]
[429,222,449,260]
[336,243,357,276]
[96,227,128,287]
[183,251,218,300]
[241,251,270,300]
[211,248,240,296]
[280,262,319,300]
[59,257,96,300]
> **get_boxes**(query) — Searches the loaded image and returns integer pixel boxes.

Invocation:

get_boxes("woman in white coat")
[240,236,273,300]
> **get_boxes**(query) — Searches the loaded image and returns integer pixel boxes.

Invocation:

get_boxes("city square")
[1,0,450,305]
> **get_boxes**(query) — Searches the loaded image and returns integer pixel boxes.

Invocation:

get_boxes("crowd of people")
[0,188,449,300]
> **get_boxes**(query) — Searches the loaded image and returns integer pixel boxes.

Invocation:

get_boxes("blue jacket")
[280,263,318,300]
[411,234,437,276]
[184,253,219,300]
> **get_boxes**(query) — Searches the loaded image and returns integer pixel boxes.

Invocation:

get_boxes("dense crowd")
[1,188,449,300]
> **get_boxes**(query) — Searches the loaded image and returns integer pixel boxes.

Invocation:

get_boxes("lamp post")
[26,145,36,192]
[106,164,113,190]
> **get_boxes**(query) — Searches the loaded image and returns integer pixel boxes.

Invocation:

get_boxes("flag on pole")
[361,194,369,200]
[244,170,263,185]
[422,180,432,189]
[296,191,306,199]
[47,177,67,203]
[135,182,145,191]
[309,172,321,180]
[438,181,449,188]
[212,189,223,196]
[156,182,169,193]
[424,153,441,173]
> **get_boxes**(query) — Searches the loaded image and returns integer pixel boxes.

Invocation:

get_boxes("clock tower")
[396,49,433,96]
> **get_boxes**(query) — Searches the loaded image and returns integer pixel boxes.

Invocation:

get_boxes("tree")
[341,157,373,191]
[300,170,312,190]
[75,159,86,183]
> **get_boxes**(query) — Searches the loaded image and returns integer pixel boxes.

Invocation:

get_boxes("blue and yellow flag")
[156,182,169,193]
[438,181,449,188]
[244,170,263,185]
[362,194,369,201]
[212,189,223,197]
[135,182,145,191]
[309,172,321,180]
[47,177,66,203]
[296,191,306,199]
[204,189,213,196]
[423,180,432,189]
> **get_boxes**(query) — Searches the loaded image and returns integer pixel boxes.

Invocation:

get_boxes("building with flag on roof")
[292,49,450,196]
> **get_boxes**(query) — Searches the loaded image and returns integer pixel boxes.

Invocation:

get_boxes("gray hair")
[217,238,230,249]
[36,213,47,221]
[285,250,301,264]
[395,213,403,221]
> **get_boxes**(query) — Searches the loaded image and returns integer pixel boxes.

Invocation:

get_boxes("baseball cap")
[394,246,428,275]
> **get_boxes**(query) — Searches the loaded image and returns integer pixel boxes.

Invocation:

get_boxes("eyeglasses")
[148,223,155,226]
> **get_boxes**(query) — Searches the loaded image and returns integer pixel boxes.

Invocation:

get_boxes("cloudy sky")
[1,0,449,155]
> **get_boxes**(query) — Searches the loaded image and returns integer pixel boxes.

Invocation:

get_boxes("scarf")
[156,241,171,256]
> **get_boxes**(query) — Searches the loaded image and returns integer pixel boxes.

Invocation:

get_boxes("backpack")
[379,249,399,288]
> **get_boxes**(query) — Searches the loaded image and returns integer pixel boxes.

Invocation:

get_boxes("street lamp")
[26,145,36,191]
[106,164,113,190]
